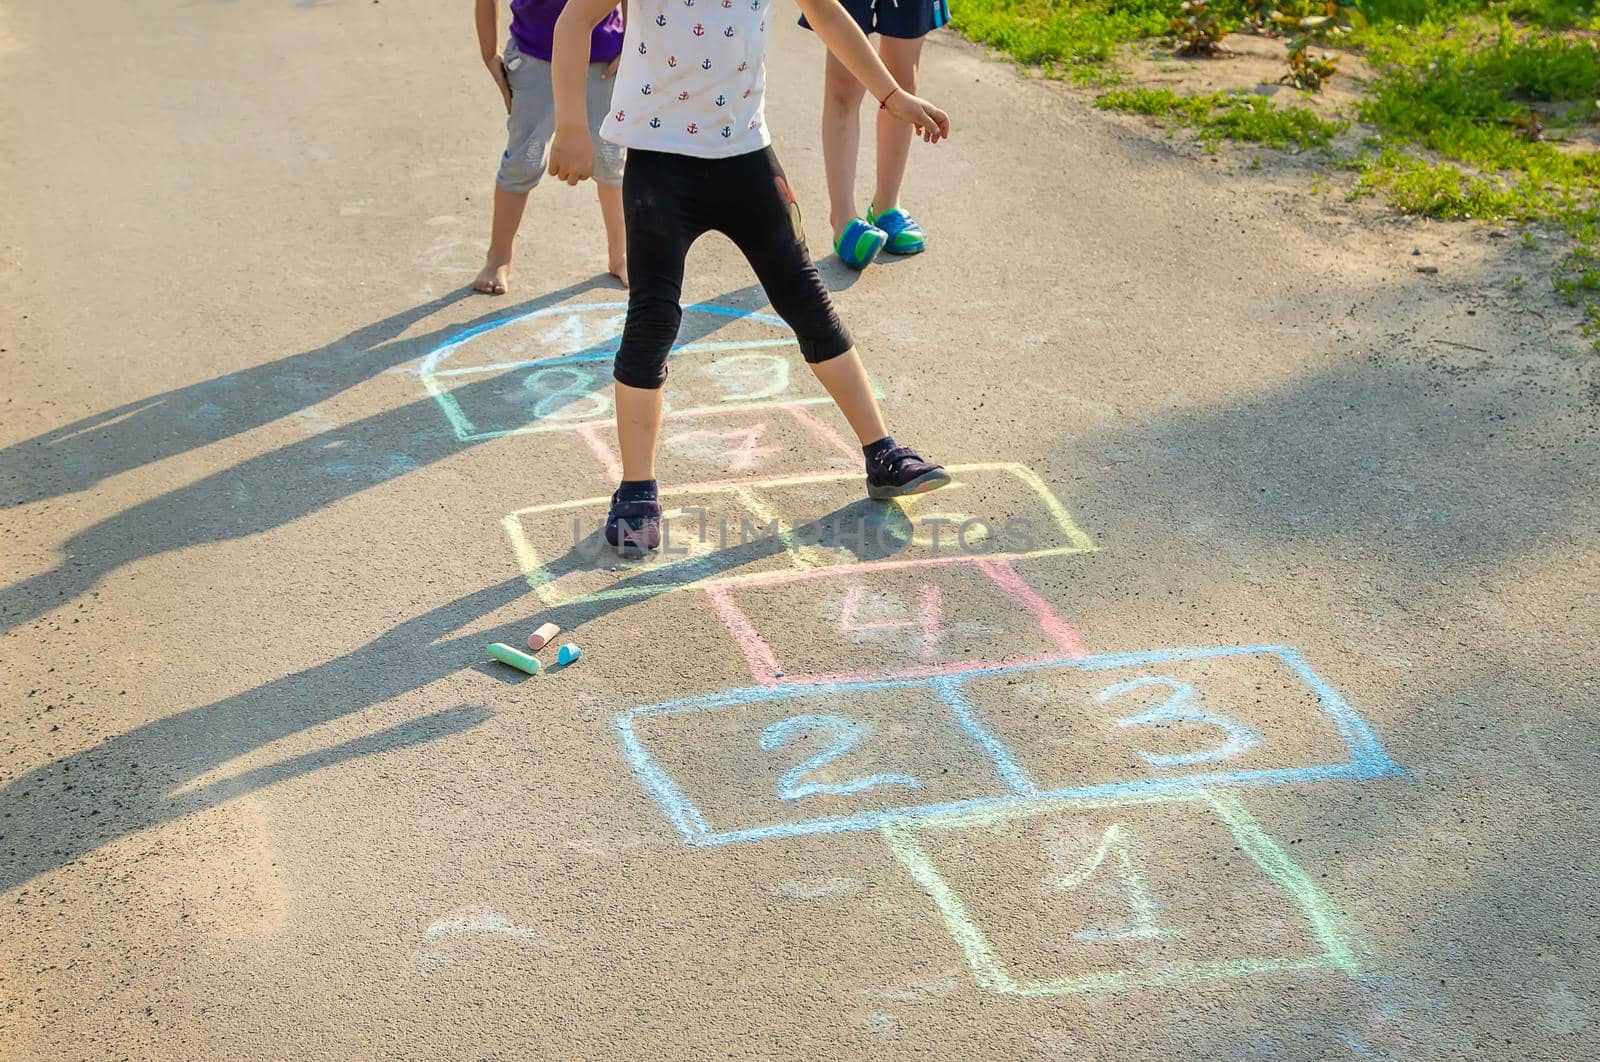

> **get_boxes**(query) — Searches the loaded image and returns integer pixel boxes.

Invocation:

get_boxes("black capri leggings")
[613,147,853,390]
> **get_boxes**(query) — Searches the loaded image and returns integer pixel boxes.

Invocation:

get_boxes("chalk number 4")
[760,714,922,801]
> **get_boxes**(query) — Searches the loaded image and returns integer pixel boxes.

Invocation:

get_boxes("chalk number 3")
[760,714,922,801]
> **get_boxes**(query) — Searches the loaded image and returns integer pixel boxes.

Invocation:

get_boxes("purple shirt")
[510,0,624,64]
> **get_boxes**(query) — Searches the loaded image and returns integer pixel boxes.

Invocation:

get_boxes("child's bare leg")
[808,348,889,445]
[811,350,946,497]
[614,381,665,480]
[821,51,868,241]
[872,36,924,213]
[473,184,528,295]
[596,182,628,287]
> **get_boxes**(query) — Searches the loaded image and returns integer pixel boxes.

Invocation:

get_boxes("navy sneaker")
[604,484,662,556]
[865,443,951,500]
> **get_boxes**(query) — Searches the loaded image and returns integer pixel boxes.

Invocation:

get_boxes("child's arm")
[549,0,621,184]
[475,0,513,114]
[792,0,950,142]
[602,1,627,80]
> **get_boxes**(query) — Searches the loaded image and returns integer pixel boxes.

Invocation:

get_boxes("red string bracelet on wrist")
[879,86,900,110]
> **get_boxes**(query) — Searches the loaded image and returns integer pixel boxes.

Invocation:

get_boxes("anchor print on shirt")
[687,122,700,134]
[721,125,732,137]
[723,25,735,36]
[692,22,704,35]
[668,55,678,67]
[638,41,647,54]
[615,109,626,121]
[642,83,653,95]
[701,58,713,69]
[677,90,690,100]
[655,13,666,25]
[649,116,662,128]
[715,94,727,106]
[738,60,749,71]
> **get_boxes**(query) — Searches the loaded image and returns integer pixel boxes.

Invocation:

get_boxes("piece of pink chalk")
[527,622,561,652]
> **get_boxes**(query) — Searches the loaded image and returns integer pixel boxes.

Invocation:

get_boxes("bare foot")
[609,255,628,288]
[472,258,511,295]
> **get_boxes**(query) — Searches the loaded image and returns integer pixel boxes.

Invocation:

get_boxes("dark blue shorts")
[799,0,951,40]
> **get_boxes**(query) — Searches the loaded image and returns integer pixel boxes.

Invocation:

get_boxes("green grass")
[951,0,1174,71]
[1348,149,1547,218]
[949,0,1600,347]
[1097,87,1348,149]
[1352,14,1600,342]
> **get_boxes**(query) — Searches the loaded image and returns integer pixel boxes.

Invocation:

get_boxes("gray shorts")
[497,40,624,192]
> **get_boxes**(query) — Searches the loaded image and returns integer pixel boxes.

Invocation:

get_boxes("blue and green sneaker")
[834,217,887,271]
[867,205,926,256]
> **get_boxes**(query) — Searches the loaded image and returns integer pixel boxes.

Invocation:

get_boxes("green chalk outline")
[421,335,881,443]
[880,790,1361,996]
[503,462,1099,606]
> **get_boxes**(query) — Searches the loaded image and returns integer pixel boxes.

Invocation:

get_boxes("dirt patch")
[1123,31,1373,117]
[990,28,1594,362]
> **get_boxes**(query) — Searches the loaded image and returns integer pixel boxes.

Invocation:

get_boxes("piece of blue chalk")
[557,643,582,666]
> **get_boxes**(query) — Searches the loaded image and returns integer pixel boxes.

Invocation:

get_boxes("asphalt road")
[2,0,1597,1058]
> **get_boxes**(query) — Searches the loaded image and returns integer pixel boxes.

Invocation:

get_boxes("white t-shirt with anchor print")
[600,0,773,158]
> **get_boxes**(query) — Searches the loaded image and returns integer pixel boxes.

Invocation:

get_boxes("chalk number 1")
[1051,824,1181,943]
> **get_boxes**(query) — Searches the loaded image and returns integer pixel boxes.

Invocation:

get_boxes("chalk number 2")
[760,714,922,801]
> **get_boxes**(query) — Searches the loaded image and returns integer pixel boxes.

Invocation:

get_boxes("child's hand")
[884,90,951,144]
[486,55,513,114]
[548,126,594,186]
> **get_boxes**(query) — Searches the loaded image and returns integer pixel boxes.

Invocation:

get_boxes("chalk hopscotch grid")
[614,645,1405,848]
[575,403,864,485]
[502,462,1099,606]
[437,296,1399,998]
[880,791,1362,995]
[705,557,1086,687]
[419,302,853,441]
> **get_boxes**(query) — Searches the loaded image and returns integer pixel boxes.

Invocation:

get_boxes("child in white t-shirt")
[548,0,953,554]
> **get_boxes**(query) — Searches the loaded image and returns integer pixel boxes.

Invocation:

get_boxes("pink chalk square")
[706,559,1084,685]
[574,403,861,486]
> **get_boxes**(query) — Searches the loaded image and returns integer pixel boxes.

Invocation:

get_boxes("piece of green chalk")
[557,643,582,666]
[486,642,541,675]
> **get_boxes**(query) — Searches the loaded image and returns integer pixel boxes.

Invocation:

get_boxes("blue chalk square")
[960,644,1400,797]
[615,646,1402,847]
[618,681,1021,845]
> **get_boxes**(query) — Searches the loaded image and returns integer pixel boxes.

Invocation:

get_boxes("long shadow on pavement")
[0,278,778,634]
[0,498,920,892]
